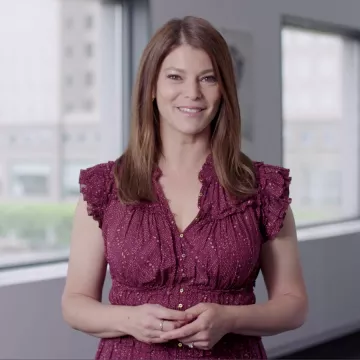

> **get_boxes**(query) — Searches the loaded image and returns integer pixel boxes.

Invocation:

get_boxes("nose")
[183,79,202,100]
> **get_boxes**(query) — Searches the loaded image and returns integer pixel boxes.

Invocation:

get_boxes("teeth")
[178,107,203,113]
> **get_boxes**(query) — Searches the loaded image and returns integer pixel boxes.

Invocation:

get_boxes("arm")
[226,206,308,336]
[62,196,192,340]
[61,195,130,338]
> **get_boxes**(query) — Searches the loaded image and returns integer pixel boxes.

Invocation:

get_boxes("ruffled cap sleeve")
[79,161,115,228]
[255,162,292,242]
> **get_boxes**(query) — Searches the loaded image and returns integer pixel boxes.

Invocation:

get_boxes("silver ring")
[188,342,194,348]
[159,320,164,331]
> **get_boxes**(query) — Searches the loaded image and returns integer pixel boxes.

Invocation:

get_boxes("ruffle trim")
[79,161,116,228]
[153,153,216,185]
[254,161,292,241]
[78,159,291,237]
[208,194,259,221]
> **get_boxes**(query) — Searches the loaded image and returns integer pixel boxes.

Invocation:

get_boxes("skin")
[155,44,221,233]
[62,44,308,350]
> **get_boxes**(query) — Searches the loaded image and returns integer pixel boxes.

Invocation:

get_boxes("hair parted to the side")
[114,16,256,204]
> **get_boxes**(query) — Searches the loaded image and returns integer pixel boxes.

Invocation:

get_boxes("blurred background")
[0,0,359,359]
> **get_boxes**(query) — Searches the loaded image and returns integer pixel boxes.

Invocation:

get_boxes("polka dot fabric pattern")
[79,155,291,360]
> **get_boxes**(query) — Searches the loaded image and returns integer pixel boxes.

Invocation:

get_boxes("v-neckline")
[156,179,205,235]
[153,154,214,235]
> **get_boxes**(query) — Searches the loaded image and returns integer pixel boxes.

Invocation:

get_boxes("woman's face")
[155,44,221,137]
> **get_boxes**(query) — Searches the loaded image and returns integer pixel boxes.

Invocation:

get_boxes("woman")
[62,16,308,359]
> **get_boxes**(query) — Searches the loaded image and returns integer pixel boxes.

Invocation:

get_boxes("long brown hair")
[115,16,256,204]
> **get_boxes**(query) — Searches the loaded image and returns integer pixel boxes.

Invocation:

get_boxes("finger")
[155,307,194,322]
[143,333,170,344]
[144,327,183,344]
[148,319,182,333]
[147,330,165,339]
[178,333,202,344]
[160,320,202,341]
[184,303,207,316]
[161,320,183,332]
[187,341,209,350]
[173,318,194,328]
[147,338,169,344]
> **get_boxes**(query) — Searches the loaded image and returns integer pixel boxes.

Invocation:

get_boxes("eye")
[201,75,217,83]
[167,74,181,80]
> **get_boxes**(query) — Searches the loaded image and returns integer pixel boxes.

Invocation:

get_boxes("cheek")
[157,82,179,103]
[208,94,221,113]
[156,89,179,120]
[204,87,221,105]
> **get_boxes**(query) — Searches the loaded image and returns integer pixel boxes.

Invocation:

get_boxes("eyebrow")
[164,67,214,75]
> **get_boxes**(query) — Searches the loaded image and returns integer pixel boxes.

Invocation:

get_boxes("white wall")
[1,0,360,359]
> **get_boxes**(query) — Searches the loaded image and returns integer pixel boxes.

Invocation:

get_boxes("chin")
[174,124,209,136]
[176,125,209,136]
[161,116,211,137]
[178,128,202,136]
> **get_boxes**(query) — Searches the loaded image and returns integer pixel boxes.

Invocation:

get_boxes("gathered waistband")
[108,283,256,308]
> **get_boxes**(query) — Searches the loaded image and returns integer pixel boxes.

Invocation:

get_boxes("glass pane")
[11,163,51,197]
[62,161,94,197]
[0,0,121,268]
[282,26,359,226]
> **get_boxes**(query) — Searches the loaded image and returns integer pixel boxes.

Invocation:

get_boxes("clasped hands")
[127,303,232,350]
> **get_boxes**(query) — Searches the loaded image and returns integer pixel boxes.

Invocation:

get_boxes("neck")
[159,129,211,174]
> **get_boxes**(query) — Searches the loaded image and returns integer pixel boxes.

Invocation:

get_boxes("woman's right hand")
[125,304,194,344]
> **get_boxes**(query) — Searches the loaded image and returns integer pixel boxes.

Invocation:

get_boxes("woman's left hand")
[159,303,232,350]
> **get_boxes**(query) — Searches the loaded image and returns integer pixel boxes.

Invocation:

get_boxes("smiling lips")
[177,106,205,115]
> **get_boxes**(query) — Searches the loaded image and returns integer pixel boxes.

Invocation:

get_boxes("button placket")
[178,232,186,278]
[177,232,188,313]
[177,287,186,349]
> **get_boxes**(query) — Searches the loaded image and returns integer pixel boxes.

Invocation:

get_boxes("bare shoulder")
[62,195,107,302]
[260,206,307,302]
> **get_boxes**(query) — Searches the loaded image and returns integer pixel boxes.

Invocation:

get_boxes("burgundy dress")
[79,155,291,360]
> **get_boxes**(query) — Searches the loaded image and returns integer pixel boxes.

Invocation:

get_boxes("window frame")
[280,15,360,230]
[120,0,151,150]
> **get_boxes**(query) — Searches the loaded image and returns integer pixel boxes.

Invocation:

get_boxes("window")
[324,170,342,206]
[0,0,125,269]
[83,98,94,111]
[65,18,74,30]
[65,75,73,87]
[300,130,313,147]
[65,45,74,58]
[85,43,94,57]
[85,71,94,86]
[85,15,93,29]
[0,165,3,196]
[10,163,51,197]
[62,132,70,143]
[64,102,74,113]
[282,21,360,227]
[62,161,94,198]
[77,132,87,142]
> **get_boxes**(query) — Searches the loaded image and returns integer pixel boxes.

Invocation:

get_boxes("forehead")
[161,44,213,71]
